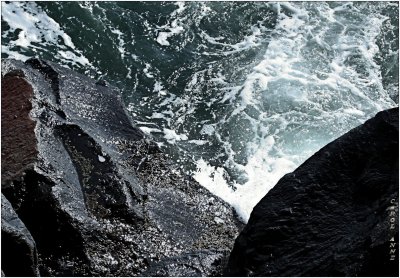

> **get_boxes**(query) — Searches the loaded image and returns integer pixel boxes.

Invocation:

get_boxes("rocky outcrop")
[1,58,241,277]
[225,108,399,276]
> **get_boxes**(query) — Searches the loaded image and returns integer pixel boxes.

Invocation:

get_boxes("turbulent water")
[2,1,398,222]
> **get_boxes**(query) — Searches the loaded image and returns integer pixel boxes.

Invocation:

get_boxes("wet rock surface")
[225,108,399,277]
[1,70,38,184]
[1,194,39,277]
[1,58,241,277]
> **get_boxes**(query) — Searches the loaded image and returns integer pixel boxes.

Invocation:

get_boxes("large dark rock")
[1,58,241,277]
[225,108,399,276]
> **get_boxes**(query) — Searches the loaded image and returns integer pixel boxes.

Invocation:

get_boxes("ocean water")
[2,1,398,222]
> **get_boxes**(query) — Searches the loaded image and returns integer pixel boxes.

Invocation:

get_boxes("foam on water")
[156,2,186,46]
[192,2,397,222]
[201,25,264,55]
[1,1,92,68]
[110,27,128,59]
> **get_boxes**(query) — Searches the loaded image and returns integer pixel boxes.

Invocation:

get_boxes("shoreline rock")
[225,107,399,277]
[1,58,242,277]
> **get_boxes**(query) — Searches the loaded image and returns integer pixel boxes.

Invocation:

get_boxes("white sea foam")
[188,139,208,146]
[194,135,298,222]
[156,2,186,46]
[153,81,168,96]
[139,126,162,135]
[143,63,155,78]
[192,2,396,222]
[201,25,266,56]
[157,24,184,46]
[163,128,188,144]
[200,124,215,136]
[1,2,92,68]
[110,27,128,59]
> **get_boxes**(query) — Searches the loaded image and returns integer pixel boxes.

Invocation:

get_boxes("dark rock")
[141,250,230,277]
[225,108,399,276]
[1,194,39,277]
[1,58,241,276]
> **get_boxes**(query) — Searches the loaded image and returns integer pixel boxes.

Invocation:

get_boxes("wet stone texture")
[1,58,242,277]
[1,71,38,184]
[225,108,399,277]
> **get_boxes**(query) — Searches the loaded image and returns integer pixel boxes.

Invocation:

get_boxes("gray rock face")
[225,108,399,277]
[1,58,241,276]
